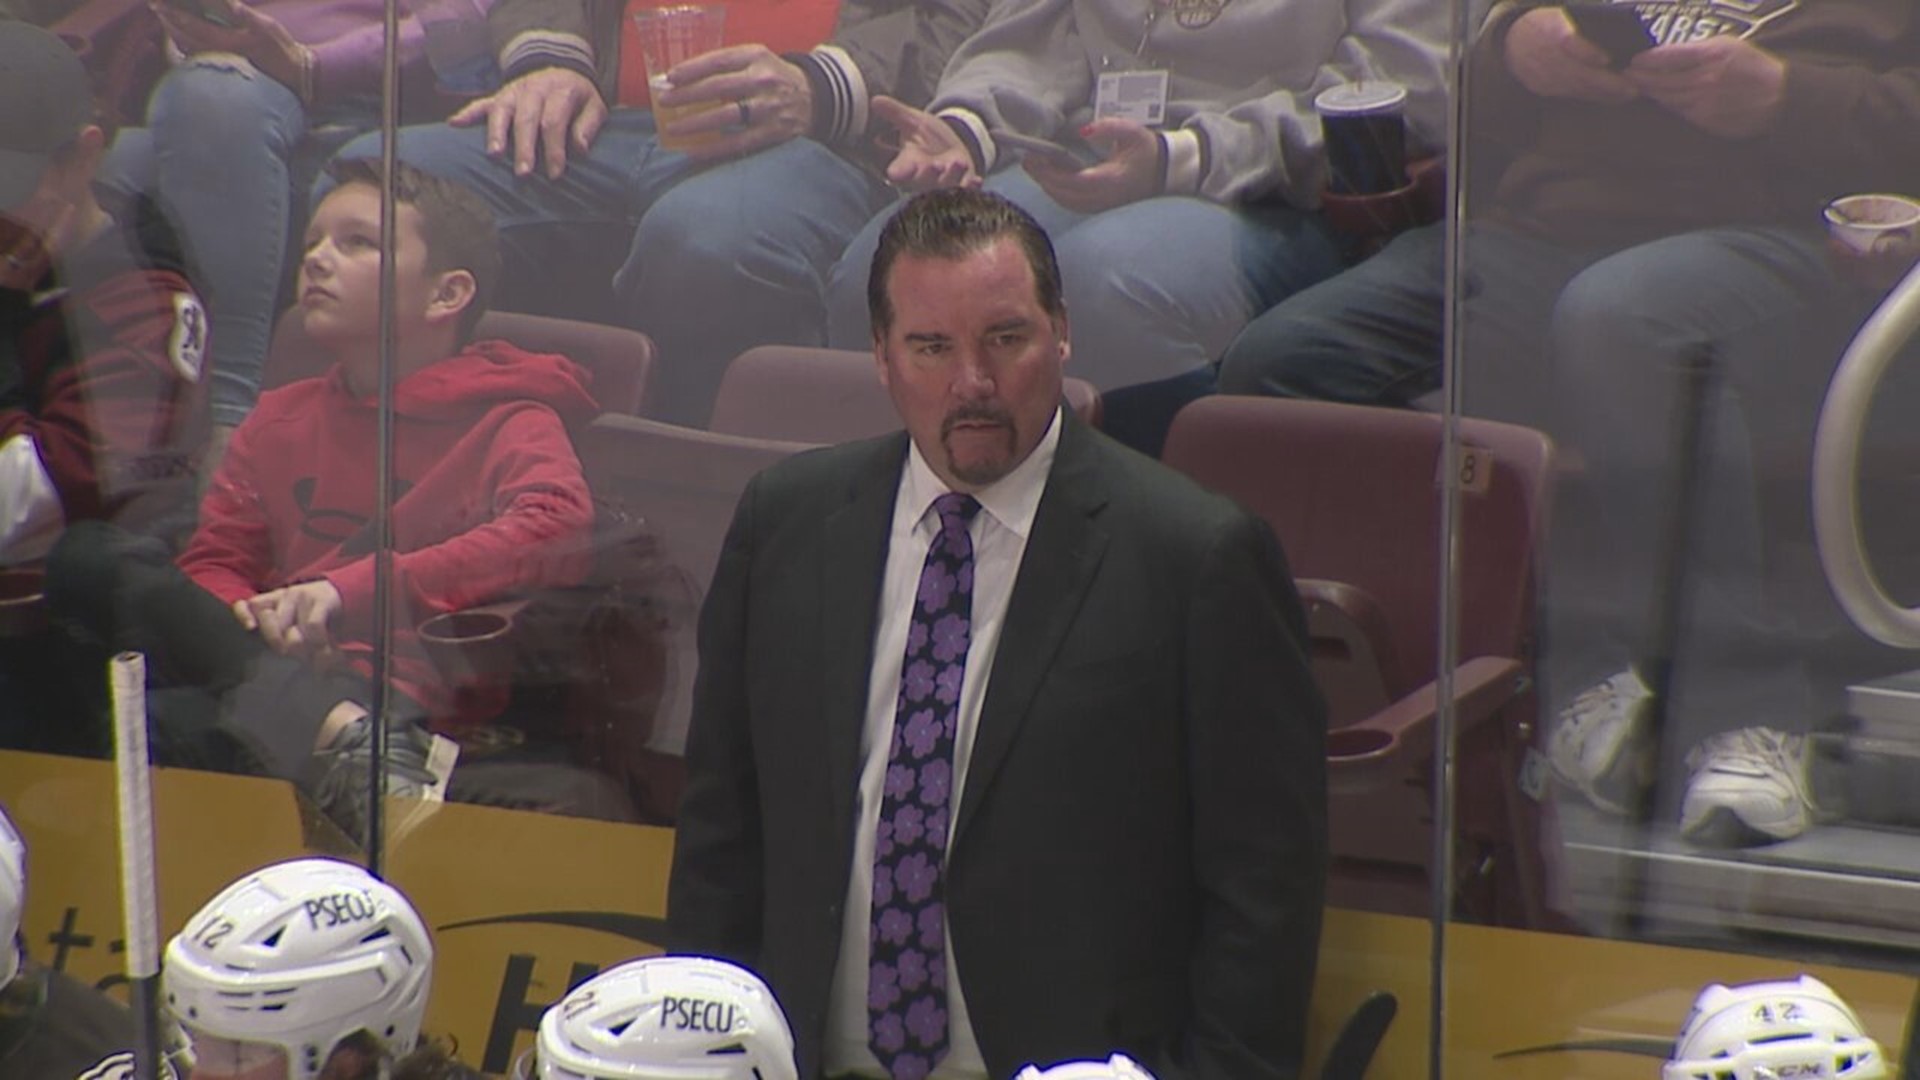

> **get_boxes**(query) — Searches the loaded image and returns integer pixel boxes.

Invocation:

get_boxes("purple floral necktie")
[868,492,979,1080]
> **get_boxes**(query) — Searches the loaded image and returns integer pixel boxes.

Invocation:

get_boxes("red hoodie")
[179,339,599,728]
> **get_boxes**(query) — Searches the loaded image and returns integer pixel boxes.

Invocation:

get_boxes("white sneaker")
[1680,727,1815,846]
[1547,669,1654,815]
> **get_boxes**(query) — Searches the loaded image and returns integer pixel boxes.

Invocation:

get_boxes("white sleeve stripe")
[0,434,67,566]
[77,1050,137,1080]
[810,44,866,142]
[1163,127,1203,195]
[936,106,996,174]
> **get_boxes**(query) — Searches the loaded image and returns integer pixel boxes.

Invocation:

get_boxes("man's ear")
[424,268,477,325]
[873,336,892,390]
[1055,310,1071,367]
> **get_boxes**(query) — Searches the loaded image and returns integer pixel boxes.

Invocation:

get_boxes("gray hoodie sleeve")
[932,0,1448,206]
[793,0,992,145]
[1184,0,1451,205]
[490,0,602,87]
[927,0,1091,172]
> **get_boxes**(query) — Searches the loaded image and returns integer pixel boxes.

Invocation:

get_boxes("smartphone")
[1563,3,1654,68]
[165,0,240,29]
[990,130,1105,170]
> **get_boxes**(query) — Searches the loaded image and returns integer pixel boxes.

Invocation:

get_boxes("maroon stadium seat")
[1163,395,1557,928]
[266,309,655,416]
[709,345,1102,442]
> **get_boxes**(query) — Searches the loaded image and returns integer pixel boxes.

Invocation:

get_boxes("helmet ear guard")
[1664,975,1888,1080]
[533,956,798,1080]
[163,857,435,1080]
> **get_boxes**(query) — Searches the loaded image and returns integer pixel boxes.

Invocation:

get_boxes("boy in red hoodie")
[50,159,599,843]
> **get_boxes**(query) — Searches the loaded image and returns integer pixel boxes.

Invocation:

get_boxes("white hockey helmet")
[1015,1054,1158,1080]
[1663,975,1887,1080]
[0,802,25,986]
[163,857,434,1079]
[523,955,797,1080]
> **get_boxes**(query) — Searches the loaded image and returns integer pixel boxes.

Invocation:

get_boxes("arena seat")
[708,345,1103,442]
[265,309,655,415]
[262,308,669,821]
[1163,395,1557,928]
[573,415,821,820]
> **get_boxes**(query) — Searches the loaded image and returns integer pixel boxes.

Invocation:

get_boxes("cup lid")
[1315,81,1408,116]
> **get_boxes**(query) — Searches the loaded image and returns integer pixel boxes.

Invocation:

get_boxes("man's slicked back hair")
[323,157,501,342]
[867,188,1064,338]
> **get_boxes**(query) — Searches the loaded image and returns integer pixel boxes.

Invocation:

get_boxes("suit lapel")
[952,415,1111,849]
[820,434,910,832]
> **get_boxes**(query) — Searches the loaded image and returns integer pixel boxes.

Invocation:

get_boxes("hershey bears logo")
[1603,0,1800,44]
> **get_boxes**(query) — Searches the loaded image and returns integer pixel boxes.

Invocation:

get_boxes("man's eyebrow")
[902,331,952,345]
[986,317,1035,334]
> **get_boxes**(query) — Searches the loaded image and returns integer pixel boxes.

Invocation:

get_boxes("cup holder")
[418,609,513,684]
[420,610,511,643]
[0,568,48,638]
[1326,726,1395,761]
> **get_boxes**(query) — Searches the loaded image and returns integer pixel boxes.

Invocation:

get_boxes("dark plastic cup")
[1316,82,1408,196]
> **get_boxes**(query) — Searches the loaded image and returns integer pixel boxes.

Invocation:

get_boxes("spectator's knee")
[1217,312,1406,401]
[1551,259,1678,362]
[150,61,301,154]
[632,195,738,276]
[1218,317,1317,396]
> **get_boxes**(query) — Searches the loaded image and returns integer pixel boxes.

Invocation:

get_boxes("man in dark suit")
[667,189,1327,1080]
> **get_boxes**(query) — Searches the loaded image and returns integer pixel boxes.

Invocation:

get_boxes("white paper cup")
[1824,193,1920,258]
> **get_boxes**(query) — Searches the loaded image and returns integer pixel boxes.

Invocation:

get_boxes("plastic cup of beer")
[633,4,728,151]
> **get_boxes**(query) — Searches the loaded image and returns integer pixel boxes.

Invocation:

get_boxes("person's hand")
[151,0,311,96]
[0,195,71,290]
[1826,232,1920,293]
[235,580,345,668]
[653,44,812,162]
[1503,6,1638,104]
[1021,119,1163,214]
[1625,35,1786,139]
[449,66,608,179]
[870,95,979,192]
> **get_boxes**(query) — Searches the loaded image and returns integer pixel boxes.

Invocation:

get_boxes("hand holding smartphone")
[991,130,1106,170]
[163,0,240,29]
[1562,3,1655,68]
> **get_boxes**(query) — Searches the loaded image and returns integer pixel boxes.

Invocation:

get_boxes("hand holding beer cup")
[634,4,730,152]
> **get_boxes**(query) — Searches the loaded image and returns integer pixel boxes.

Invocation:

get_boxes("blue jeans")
[100,58,374,429]
[334,113,891,424]
[1222,220,1866,781]
[826,168,1343,453]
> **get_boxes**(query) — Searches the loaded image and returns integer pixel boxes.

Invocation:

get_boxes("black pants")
[38,520,370,784]
[39,522,638,823]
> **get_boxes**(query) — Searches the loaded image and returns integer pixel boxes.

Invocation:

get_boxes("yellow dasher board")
[2,750,1911,1078]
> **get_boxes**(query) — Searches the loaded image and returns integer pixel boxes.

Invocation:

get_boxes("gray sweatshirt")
[932,0,1448,206]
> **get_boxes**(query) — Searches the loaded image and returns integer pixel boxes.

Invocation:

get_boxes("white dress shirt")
[822,409,1062,1079]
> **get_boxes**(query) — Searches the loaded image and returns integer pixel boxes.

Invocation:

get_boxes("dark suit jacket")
[667,412,1327,1080]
